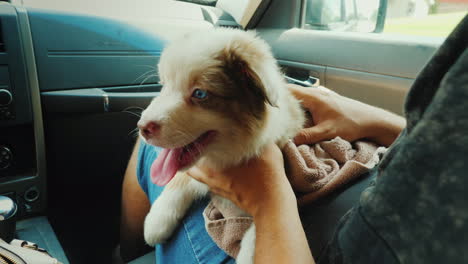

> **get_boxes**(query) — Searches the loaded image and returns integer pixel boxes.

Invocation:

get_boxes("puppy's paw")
[236,224,256,264]
[236,245,255,264]
[144,206,180,246]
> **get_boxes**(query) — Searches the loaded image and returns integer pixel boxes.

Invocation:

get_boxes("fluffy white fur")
[139,28,305,263]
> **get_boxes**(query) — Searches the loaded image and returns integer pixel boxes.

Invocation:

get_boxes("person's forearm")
[368,108,406,147]
[120,139,152,261]
[253,198,315,264]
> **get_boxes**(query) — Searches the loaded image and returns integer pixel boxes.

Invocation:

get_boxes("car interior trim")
[257,0,302,29]
[41,84,161,113]
[200,6,240,27]
[259,28,441,79]
[277,60,326,86]
[374,0,388,33]
[15,6,47,210]
[325,66,413,115]
[278,59,412,115]
[245,0,272,29]
[216,0,263,28]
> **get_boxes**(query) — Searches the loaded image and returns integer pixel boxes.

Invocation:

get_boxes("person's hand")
[289,84,406,147]
[189,143,315,264]
[187,143,295,218]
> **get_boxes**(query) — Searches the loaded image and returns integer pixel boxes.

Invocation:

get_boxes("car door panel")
[326,66,413,115]
[40,84,160,113]
[258,28,442,114]
[281,60,413,115]
[28,8,214,91]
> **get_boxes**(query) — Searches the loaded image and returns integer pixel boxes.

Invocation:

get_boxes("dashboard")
[0,5,42,218]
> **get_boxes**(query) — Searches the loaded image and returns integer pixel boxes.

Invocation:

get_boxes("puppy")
[138,28,305,263]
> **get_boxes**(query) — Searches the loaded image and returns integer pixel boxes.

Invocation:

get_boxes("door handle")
[41,84,161,113]
[284,75,320,87]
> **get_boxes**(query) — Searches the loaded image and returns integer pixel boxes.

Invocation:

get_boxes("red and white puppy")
[138,28,305,264]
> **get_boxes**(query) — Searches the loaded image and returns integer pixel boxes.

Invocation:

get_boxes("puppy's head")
[138,29,283,186]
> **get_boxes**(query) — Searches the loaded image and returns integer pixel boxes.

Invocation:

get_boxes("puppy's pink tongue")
[150,148,181,186]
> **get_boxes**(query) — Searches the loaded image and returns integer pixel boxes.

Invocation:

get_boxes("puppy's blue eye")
[192,89,208,100]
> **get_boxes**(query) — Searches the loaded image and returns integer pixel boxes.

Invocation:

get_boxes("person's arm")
[289,84,406,147]
[253,189,314,264]
[188,144,315,264]
[120,139,152,262]
[187,85,405,263]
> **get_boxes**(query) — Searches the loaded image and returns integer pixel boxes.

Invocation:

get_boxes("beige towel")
[203,137,386,258]
[203,200,253,258]
[284,137,387,205]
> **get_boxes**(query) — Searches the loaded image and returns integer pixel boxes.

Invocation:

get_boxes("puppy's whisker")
[194,144,203,157]
[177,129,204,158]
[133,69,157,85]
[123,106,144,112]
[172,129,196,161]
[176,124,206,156]
[173,130,199,157]
[122,110,142,118]
[134,65,157,71]
[139,74,158,86]
[128,127,140,137]
[174,129,192,144]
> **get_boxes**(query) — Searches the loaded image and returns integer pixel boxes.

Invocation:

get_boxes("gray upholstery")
[300,171,375,259]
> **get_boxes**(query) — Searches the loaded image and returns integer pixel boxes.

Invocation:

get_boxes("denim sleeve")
[136,140,151,197]
[135,140,234,264]
[136,140,161,201]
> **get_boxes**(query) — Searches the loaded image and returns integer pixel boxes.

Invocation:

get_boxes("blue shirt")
[137,141,235,264]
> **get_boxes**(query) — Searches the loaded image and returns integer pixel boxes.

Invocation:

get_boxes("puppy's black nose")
[138,121,160,140]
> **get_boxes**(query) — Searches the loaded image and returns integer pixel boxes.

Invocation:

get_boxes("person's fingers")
[187,166,232,199]
[293,124,334,145]
[288,85,320,108]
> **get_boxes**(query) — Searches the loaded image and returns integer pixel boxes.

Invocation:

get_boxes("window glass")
[322,0,342,25]
[304,0,381,32]
[385,0,467,37]
[303,0,468,37]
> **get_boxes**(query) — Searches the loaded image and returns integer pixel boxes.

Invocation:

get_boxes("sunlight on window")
[303,0,467,36]
[304,0,381,32]
[384,0,468,37]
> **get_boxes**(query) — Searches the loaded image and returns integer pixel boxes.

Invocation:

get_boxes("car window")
[303,0,468,37]
[303,0,382,32]
[385,1,467,37]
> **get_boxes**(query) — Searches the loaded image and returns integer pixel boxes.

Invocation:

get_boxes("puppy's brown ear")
[218,33,279,109]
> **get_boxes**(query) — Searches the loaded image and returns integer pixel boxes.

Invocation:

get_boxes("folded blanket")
[285,137,387,205]
[203,137,387,258]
